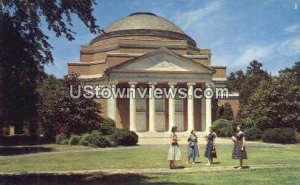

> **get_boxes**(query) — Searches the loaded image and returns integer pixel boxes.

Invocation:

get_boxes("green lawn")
[0,143,300,184]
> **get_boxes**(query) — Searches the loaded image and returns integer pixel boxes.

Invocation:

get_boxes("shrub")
[244,127,263,141]
[219,126,233,137]
[240,117,256,130]
[211,119,233,137]
[104,135,118,147]
[68,135,81,145]
[99,118,116,135]
[79,133,90,146]
[87,130,107,147]
[60,139,69,145]
[254,116,273,131]
[55,133,67,144]
[112,128,138,146]
[297,134,300,143]
[92,136,110,148]
[79,131,109,148]
[262,127,297,144]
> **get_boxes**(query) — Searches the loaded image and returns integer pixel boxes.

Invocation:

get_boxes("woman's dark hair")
[190,129,195,134]
[236,124,242,130]
[171,126,177,132]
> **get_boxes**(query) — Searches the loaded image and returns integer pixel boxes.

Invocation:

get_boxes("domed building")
[68,12,239,135]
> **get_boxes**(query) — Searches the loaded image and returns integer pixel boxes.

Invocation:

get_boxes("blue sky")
[45,0,300,77]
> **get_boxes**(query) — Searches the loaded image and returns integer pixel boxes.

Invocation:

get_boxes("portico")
[106,82,213,133]
[103,48,215,133]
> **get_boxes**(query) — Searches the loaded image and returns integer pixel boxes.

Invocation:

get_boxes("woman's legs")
[187,156,191,164]
[239,159,243,168]
[206,158,211,165]
[169,160,173,169]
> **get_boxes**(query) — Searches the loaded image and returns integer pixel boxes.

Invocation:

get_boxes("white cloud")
[279,36,300,56]
[173,1,222,29]
[214,36,300,68]
[284,24,300,33]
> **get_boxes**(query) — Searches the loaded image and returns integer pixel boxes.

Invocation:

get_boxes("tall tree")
[279,61,300,85]
[0,16,44,134]
[219,102,234,120]
[0,1,100,135]
[239,62,300,130]
[227,60,271,106]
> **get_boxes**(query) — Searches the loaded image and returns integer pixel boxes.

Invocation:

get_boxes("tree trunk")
[0,63,4,136]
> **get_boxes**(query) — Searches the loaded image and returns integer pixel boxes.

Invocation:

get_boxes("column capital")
[168,82,177,86]
[129,82,137,86]
[148,82,157,86]
[205,82,214,87]
[187,82,196,86]
[109,81,118,85]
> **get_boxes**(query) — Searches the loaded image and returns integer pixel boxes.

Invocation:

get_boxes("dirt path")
[1,164,299,176]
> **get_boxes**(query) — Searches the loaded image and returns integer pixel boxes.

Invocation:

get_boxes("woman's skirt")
[232,140,248,159]
[204,142,217,159]
[167,144,181,161]
[188,144,199,158]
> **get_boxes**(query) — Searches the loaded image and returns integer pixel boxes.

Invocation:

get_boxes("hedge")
[211,119,233,137]
[244,127,262,141]
[112,128,138,146]
[262,127,297,144]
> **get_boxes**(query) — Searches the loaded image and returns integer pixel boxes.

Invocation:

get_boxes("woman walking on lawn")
[187,130,199,165]
[167,126,181,169]
[232,125,248,169]
[204,127,217,165]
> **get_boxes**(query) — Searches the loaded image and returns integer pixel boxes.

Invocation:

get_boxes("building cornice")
[90,29,197,48]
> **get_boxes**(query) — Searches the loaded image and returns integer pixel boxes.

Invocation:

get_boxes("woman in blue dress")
[187,130,199,165]
[232,125,248,169]
[204,127,217,165]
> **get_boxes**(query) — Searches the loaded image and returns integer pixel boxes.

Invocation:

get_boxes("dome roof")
[104,12,184,34]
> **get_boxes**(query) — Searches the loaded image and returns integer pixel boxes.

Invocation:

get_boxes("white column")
[168,82,176,131]
[187,83,195,131]
[129,82,137,131]
[107,82,118,121]
[205,83,213,131]
[201,91,206,131]
[148,82,157,132]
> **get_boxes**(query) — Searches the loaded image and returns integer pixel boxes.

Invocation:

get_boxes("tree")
[227,70,245,91]
[38,75,103,137]
[0,16,44,134]
[219,102,234,120]
[0,1,100,135]
[244,71,300,130]
[1,0,99,64]
[279,61,300,85]
[227,60,271,106]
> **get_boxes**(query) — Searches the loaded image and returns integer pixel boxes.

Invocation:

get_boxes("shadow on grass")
[0,173,195,185]
[0,146,53,156]
[233,166,250,169]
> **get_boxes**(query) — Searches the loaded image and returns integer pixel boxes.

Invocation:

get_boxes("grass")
[0,143,300,184]
[147,168,300,185]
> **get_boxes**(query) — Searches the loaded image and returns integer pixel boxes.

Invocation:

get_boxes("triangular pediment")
[107,48,215,74]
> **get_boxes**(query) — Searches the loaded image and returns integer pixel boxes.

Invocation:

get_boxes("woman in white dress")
[167,126,181,169]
